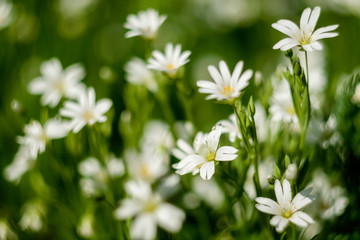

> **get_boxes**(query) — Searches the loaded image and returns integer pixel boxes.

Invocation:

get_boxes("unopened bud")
[285,163,297,180]
[267,175,275,185]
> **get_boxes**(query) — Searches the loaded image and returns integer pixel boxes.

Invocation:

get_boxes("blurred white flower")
[3,146,35,184]
[60,87,112,133]
[352,83,360,105]
[19,200,46,232]
[244,158,273,199]
[28,58,86,108]
[147,43,191,77]
[192,177,225,209]
[78,157,107,197]
[125,57,158,92]
[285,163,297,180]
[125,149,168,183]
[105,155,125,178]
[77,213,95,238]
[78,157,103,177]
[255,179,315,233]
[218,114,241,142]
[269,80,298,126]
[141,120,174,163]
[58,0,97,19]
[173,124,238,180]
[309,170,349,220]
[114,180,185,240]
[124,8,166,40]
[17,119,69,159]
[0,1,13,30]
[272,6,338,52]
[0,219,18,240]
[254,102,269,142]
[197,60,253,103]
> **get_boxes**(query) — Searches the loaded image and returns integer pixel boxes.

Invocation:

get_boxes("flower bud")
[285,163,297,180]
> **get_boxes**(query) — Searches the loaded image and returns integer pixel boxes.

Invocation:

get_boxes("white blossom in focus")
[0,1,13,30]
[125,57,158,92]
[173,124,238,180]
[197,60,253,103]
[17,119,69,159]
[60,87,112,133]
[255,179,315,233]
[147,43,191,77]
[114,180,185,240]
[124,8,166,39]
[28,58,86,108]
[272,6,338,52]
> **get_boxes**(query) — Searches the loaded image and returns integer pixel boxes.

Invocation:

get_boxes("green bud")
[284,155,291,168]
[248,96,255,116]
[274,163,281,179]
[267,175,276,185]
[293,58,302,76]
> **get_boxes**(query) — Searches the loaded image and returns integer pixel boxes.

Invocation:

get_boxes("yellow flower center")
[286,106,296,115]
[144,200,158,213]
[282,209,293,218]
[299,29,313,45]
[83,110,94,122]
[167,64,175,70]
[222,85,234,97]
[206,151,216,162]
[55,79,65,94]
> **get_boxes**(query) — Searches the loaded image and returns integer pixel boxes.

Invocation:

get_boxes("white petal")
[273,38,297,50]
[219,61,231,84]
[215,146,238,161]
[292,187,314,210]
[156,203,185,232]
[131,214,157,240]
[308,6,321,31]
[282,179,292,207]
[289,211,314,228]
[272,23,296,38]
[310,41,322,50]
[255,197,281,215]
[276,217,289,233]
[300,8,311,29]
[199,161,215,180]
[95,99,112,115]
[114,199,142,219]
[208,65,223,87]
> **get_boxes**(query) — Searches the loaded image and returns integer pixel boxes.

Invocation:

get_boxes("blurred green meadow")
[1,0,360,239]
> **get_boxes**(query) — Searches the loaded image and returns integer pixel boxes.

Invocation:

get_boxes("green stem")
[155,90,177,138]
[305,51,309,84]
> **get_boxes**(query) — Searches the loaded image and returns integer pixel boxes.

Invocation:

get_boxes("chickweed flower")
[60,87,112,133]
[173,124,238,180]
[197,60,253,103]
[124,8,166,40]
[17,119,69,159]
[218,114,241,142]
[125,57,158,92]
[255,179,315,233]
[28,58,86,108]
[147,43,191,77]
[114,180,185,240]
[272,6,338,52]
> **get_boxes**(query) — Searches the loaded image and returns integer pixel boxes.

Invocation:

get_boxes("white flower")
[141,120,174,163]
[147,43,191,77]
[269,80,298,125]
[0,219,18,240]
[77,214,95,238]
[285,163,297,180]
[60,87,112,133]
[28,58,86,108]
[255,179,315,233]
[244,158,273,199]
[0,1,13,30]
[218,114,241,142]
[114,180,185,240]
[193,177,225,209]
[19,200,46,232]
[272,6,338,52]
[125,57,158,92]
[105,155,125,178]
[3,146,35,184]
[17,119,69,159]
[124,8,166,39]
[197,60,253,103]
[125,149,168,183]
[173,124,238,180]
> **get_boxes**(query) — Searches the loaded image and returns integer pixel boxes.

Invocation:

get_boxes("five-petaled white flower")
[272,6,338,52]
[17,119,69,159]
[114,180,185,240]
[60,87,112,133]
[173,124,238,180]
[125,57,158,92]
[147,43,191,77]
[197,60,253,103]
[28,58,86,108]
[255,179,315,233]
[124,8,166,40]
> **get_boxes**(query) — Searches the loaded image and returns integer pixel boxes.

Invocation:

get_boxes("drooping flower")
[272,6,338,52]
[147,43,191,77]
[19,200,46,232]
[124,8,166,40]
[255,179,315,233]
[60,87,112,133]
[28,58,86,108]
[17,119,69,159]
[125,57,158,92]
[173,124,238,180]
[114,180,185,240]
[197,60,253,103]
[0,218,18,240]
[0,1,13,30]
